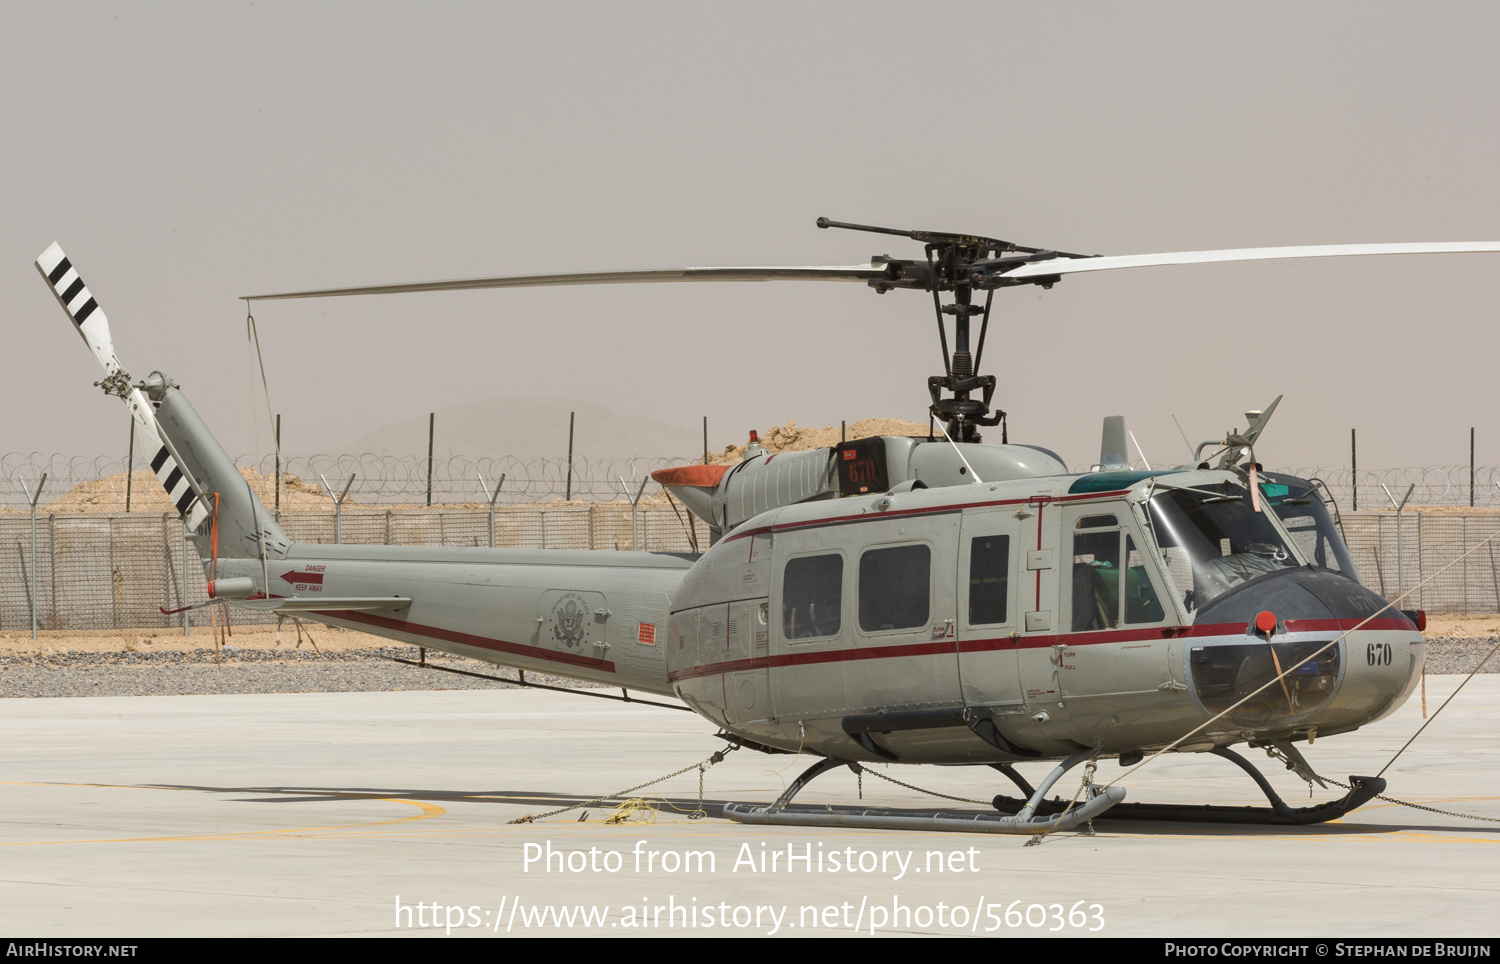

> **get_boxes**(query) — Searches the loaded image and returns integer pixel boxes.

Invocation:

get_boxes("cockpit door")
[957,508,1023,708]
[1055,501,1176,698]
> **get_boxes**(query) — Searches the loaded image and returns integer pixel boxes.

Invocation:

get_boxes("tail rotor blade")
[34,243,209,531]
[130,388,210,530]
[35,242,124,378]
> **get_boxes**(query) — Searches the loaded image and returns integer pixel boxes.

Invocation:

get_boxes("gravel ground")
[0,647,606,699]
[1420,637,1500,675]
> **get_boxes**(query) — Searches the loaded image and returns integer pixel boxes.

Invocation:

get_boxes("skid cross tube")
[724,749,1125,834]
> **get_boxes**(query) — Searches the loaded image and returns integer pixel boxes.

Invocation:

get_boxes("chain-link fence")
[0,503,701,633]
[9,449,1500,631]
[1339,511,1500,614]
[4,504,1499,633]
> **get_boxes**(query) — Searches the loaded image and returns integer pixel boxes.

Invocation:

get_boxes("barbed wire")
[0,452,701,509]
[1069,460,1500,510]
[1282,465,1500,511]
[6,451,1500,511]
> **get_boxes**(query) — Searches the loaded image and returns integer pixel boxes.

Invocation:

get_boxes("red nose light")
[1415,610,1427,632]
[1254,611,1277,635]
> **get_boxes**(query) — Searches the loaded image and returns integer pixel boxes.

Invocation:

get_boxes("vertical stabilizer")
[149,377,290,559]
[1099,415,1128,469]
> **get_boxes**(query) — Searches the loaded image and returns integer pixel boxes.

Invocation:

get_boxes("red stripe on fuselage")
[664,616,1416,683]
[318,610,617,673]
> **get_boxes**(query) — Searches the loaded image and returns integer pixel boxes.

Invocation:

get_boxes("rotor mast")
[818,218,1061,443]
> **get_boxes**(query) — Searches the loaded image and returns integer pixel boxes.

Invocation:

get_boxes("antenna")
[1171,415,1196,459]
[1129,430,1151,470]
[937,421,984,484]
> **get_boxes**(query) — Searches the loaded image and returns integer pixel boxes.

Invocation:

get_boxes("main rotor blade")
[1000,241,1500,280]
[242,265,888,301]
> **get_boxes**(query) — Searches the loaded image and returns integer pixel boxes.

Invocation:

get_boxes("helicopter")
[34,222,1500,834]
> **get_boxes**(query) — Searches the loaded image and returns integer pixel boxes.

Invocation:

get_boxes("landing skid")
[990,747,1386,826]
[723,750,1125,834]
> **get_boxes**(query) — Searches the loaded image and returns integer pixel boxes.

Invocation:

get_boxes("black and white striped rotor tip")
[33,243,208,530]
[150,441,207,522]
[35,242,122,376]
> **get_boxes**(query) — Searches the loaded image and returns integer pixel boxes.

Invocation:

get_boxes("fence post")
[109,516,118,630]
[320,473,355,544]
[1351,428,1358,511]
[1416,511,1424,611]
[1464,514,1471,613]
[426,412,435,507]
[618,476,648,551]
[565,412,575,501]
[50,514,57,633]
[478,472,504,548]
[17,473,45,639]
[125,419,134,513]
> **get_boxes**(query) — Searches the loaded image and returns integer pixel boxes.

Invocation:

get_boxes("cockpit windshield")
[1147,482,1301,612]
[1259,473,1361,583]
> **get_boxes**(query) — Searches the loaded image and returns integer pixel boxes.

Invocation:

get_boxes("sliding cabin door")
[957,507,1023,708]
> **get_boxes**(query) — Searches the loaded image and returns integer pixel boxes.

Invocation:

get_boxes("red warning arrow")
[280,569,325,587]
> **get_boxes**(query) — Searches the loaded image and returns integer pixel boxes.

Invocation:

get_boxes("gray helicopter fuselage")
[662,467,1423,763]
[34,232,1468,811]
[218,544,693,690]
[214,460,1423,766]
[142,367,1420,768]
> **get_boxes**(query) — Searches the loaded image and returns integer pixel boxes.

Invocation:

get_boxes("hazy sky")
[3,2,1497,472]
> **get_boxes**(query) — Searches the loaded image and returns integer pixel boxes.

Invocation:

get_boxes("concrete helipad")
[3,677,1498,937]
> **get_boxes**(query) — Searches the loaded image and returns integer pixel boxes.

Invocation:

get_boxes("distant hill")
[327,396,702,462]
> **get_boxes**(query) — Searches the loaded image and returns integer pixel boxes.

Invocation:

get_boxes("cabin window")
[968,535,1010,625]
[1072,527,1167,631]
[783,554,843,639]
[1124,535,1167,623]
[859,544,931,632]
[1072,528,1123,631]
